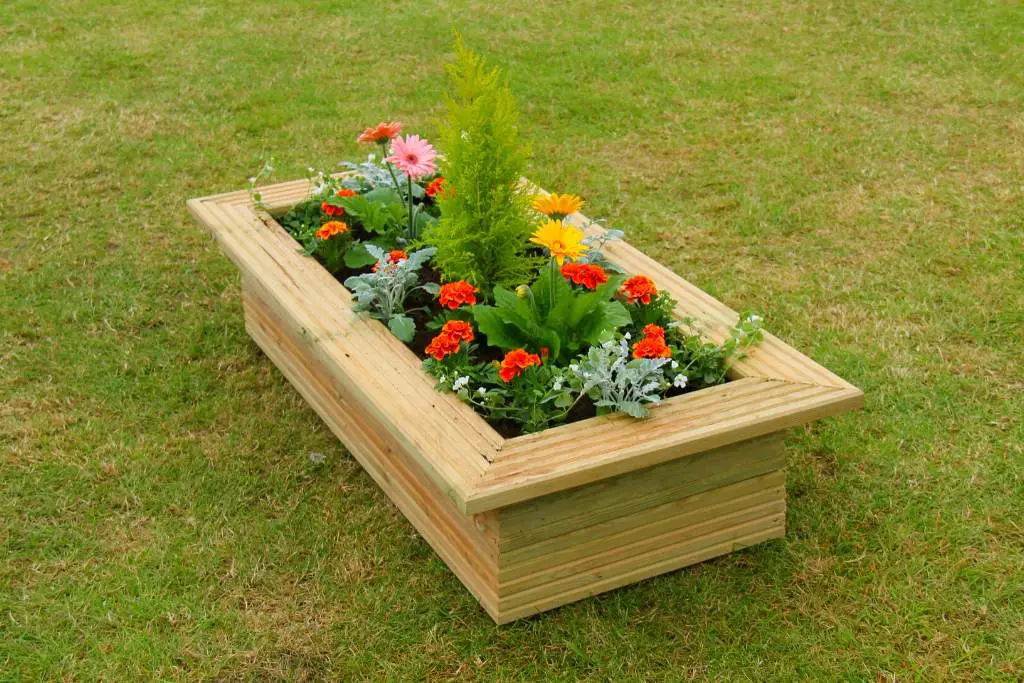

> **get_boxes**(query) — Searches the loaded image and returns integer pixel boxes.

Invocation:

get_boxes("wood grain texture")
[242,285,503,619]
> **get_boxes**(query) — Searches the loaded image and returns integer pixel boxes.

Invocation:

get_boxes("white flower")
[248,176,257,184]
[452,376,470,391]
[569,364,580,373]
[671,360,679,369]
[667,320,680,329]
[552,379,563,391]
[438,374,447,384]
[750,314,762,323]
[477,386,487,396]
[673,374,688,389]
[623,332,631,340]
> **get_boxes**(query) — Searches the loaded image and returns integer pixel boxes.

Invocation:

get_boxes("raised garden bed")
[188,177,862,623]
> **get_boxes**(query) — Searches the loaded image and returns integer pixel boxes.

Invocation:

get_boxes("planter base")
[243,279,785,623]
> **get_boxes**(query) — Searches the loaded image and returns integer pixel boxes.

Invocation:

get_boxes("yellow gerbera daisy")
[532,193,583,220]
[530,220,586,265]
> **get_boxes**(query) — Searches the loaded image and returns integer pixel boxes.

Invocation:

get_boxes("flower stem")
[407,174,415,240]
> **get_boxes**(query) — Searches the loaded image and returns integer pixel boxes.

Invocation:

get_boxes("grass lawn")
[2,0,1022,679]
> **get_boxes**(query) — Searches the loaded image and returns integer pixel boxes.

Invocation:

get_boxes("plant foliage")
[343,246,439,342]
[472,261,631,363]
[425,37,539,290]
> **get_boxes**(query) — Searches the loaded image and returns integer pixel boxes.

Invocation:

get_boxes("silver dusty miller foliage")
[343,245,438,342]
[569,337,670,418]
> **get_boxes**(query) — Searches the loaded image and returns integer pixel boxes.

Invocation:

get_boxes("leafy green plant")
[424,357,581,434]
[343,246,439,342]
[425,38,539,290]
[625,290,679,332]
[669,312,765,388]
[472,261,631,363]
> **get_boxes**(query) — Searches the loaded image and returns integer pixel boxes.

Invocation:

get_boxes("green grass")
[2,0,1022,679]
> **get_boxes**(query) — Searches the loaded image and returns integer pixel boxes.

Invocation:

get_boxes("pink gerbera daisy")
[385,135,437,179]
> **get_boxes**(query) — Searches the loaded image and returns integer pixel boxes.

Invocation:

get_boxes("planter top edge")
[188,178,863,513]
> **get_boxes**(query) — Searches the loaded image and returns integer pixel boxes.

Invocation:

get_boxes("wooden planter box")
[188,178,862,624]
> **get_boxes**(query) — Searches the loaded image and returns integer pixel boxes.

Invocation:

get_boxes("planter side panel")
[241,282,502,619]
[493,436,787,622]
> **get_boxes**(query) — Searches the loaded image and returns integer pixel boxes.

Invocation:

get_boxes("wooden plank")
[501,471,785,580]
[466,380,861,513]
[499,434,784,550]
[495,517,785,621]
[192,199,498,509]
[242,287,503,618]
[502,497,785,597]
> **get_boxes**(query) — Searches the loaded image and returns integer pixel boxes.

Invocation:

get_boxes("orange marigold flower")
[621,275,658,305]
[337,188,357,198]
[322,202,345,217]
[440,320,474,343]
[357,121,402,144]
[438,281,478,310]
[315,221,348,240]
[642,323,666,340]
[561,262,609,290]
[424,332,461,361]
[425,176,446,198]
[371,250,409,272]
[632,336,672,359]
[498,349,542,383]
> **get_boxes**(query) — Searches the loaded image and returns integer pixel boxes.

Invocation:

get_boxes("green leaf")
[337,190,405,235]
[387,314,416,342]
[414,211,437,236]
[617,400,649,418]
[600,300,632,329]
[343,242,378,268]
[472,305,531,351]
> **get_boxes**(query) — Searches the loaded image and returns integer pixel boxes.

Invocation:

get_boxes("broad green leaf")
[388,314,416,342]
[343,242,377,268]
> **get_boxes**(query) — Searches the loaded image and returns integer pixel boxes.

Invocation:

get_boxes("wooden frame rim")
[188,177,863,514]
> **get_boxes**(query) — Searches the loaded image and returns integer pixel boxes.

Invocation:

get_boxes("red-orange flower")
[632,336,672,359]
[425,176,446,198]
[322,189,357,216]
[438,281,478,310]
[498,349,542,383]
[357,121,402,144]
[425,332,461,361]
[642,323,666,341]
[561,262,609,290]
[424,320,474,360]
[440,320,474,343]
[621,275,658,305]
[315,221,348,240]
[371,250,409,272]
